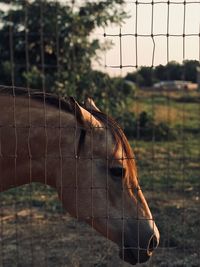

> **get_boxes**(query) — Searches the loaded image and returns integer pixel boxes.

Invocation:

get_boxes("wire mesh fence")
[0,1,200,267]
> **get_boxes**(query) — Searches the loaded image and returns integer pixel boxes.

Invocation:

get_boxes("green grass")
[132,90,200,130]
[129,90,200,266]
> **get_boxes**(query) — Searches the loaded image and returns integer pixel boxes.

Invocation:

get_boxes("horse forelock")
[86,109,138,189]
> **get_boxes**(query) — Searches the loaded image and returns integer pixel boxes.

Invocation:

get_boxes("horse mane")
[0,85,72,114]
[0,85,138,187]
[86,109,138,188]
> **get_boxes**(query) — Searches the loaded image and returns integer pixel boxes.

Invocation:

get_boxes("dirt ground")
[0,206,120,267]
[0,185,199,267]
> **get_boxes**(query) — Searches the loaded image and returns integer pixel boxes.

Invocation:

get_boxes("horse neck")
[0,94,76,193]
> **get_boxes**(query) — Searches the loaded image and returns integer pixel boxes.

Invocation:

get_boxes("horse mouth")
[119,248,137,265]
[119,247,150,265]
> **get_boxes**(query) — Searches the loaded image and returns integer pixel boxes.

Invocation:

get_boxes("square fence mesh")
[0,1,200,267]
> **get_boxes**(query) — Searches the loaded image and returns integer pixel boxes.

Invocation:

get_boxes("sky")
[0,0,200,77]
[92,0,200,76]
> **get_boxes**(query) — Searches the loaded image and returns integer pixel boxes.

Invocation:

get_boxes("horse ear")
[84,97,101,112]
[68,97,101,128]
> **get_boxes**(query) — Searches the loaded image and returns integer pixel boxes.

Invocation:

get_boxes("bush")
[89,72,136,117]
[116,111,137,138]
[154,121,177,141]
[117,111,177,141]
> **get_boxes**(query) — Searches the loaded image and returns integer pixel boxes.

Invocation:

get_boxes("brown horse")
[0,85,159,265]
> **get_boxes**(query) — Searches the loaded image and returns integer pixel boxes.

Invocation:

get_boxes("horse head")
[57,97,160,265]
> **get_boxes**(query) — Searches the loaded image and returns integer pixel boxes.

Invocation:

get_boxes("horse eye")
[110,167,125,181]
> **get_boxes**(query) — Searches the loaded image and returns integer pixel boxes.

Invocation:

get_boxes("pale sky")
[93,0,200,76]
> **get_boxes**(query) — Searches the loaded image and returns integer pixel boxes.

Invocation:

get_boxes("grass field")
[0,90,200,267]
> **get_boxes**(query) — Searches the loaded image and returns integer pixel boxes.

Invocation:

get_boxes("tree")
[125,66,155,86]
[154,64,168,81]
[125,67,155,87]
[164,61,183,81]
[0,0,126,99]
[154,61,200,82]
[125,72,144,86]
[183,60,200,83]
[138,66,155,86]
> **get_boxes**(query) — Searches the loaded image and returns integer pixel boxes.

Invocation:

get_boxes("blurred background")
[0,0,200,266]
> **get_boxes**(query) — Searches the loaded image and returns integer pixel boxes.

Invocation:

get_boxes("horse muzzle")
[119,230,160,265]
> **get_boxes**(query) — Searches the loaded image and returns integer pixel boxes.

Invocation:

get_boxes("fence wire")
[0,1,200,267]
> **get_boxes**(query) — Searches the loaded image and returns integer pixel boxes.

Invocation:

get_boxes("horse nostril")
[147,234,159,255]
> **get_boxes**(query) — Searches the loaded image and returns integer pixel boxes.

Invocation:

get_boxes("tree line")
[125,60,200,87]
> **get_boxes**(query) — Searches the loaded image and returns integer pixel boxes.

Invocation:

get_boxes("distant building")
[153,80,198,91]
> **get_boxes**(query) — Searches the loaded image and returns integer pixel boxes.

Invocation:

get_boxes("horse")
[0,85,159,265]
